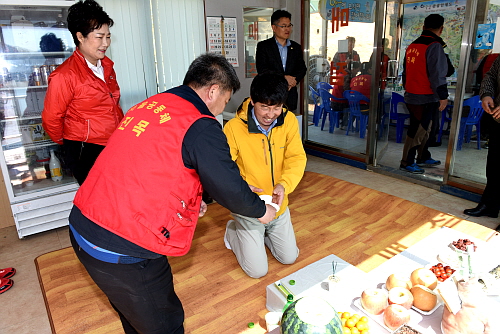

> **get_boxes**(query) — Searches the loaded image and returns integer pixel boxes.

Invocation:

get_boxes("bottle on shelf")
[283,294,294,313]
[49,150,63,181]
[32,66,41,86]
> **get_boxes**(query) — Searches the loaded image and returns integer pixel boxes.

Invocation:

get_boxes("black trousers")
[482,114,500,211]
[70,230,185,334]
[401,102,438,166]
[63,139,105,185]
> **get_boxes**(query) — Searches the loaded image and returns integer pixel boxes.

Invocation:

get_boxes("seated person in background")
[332,61,361,129]
[223,72,307,278]
[350,62,372,112]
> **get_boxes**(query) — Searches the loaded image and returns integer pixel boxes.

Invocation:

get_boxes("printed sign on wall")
[475,23,496,49]
[326,0,375,23]
[207,16,239,67]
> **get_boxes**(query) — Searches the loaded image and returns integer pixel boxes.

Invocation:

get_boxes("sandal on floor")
[0,267,16,279]
[0,278,13,294]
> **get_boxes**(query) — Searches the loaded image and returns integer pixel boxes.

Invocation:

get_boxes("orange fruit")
[356,322,366,331]
[360,330,370,334]
[346,319,356,328]
[343,327,351,334]
[351,328,360,334]
[342,312,351,319]
[341,318,347,326]
[360,316,369,323]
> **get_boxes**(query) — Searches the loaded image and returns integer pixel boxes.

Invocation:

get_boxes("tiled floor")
[306,109,489,184]
[0,155,498,333]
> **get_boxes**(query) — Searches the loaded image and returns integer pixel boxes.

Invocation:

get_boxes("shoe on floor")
[0,278,13,294]
[0,267,15,279]
[417,159,441,167]
[400,163,425,174]
[463,203,499,218]
[224,220,234,250]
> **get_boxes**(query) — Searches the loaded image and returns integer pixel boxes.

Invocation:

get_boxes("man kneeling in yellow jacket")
[223,72,307,278]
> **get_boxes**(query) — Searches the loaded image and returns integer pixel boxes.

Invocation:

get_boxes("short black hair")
[250,72,288,106]
[271,10,291,25]
[183,53,240,93]
[40,33,65,52]
[67,0,114,47]
[424,14,444,30]
[361,62,371,75]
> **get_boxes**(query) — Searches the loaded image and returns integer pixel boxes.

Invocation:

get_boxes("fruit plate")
[353,298,423,333]
[382,282,443,315]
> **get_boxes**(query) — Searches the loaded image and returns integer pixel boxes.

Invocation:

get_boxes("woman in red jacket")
[42,0,124,185]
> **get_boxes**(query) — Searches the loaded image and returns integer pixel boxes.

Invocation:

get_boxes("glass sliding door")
[374,0,467,184]
[305,0,377,158]
[444,0,493,194]
[372,0,401,165]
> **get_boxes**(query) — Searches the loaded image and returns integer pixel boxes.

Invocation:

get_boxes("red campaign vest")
[350,74,371,102]
[405,42,438,95]
[74,92,212,256]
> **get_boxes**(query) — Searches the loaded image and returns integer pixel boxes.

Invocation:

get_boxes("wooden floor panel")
[35,171,497,334]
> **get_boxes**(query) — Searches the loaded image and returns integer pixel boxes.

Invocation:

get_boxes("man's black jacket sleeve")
[182,118,266,218]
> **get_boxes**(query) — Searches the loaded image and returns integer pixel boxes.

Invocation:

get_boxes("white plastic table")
[266,227,500,333]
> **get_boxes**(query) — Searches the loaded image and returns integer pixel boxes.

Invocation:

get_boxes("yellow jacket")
[223,98,307,217]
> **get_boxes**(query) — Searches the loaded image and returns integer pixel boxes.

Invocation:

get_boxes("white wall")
[99,0,206,112]
[99,0,157,112]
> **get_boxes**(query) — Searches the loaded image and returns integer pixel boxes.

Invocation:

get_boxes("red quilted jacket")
[42,49,124,145]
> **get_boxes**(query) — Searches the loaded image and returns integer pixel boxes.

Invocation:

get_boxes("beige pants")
[226,207,299,278]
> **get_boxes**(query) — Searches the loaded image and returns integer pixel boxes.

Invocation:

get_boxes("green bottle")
[283,294,294,312]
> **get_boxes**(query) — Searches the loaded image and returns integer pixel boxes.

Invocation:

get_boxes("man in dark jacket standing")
[256,9,307,112]
[400,14,450,174]
[68,53,277,334]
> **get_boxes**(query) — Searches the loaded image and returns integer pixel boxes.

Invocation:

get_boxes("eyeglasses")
[275,24,293,29]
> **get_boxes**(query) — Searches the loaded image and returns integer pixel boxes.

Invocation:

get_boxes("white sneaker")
[224,220,234,250]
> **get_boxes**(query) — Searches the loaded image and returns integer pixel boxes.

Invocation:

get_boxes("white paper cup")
[259,195,273,203]
[265,312,282,332]
[259,195,280,212]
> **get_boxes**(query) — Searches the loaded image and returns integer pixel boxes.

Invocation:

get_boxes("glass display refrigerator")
[0,1,77,238]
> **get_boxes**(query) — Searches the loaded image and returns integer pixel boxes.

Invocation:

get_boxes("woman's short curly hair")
[67,0,114,47]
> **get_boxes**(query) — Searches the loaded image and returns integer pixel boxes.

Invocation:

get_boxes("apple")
[411,285,438,312]
[360,288,388,315]
[410,268,438,290]
[386,273,412,290]
[388,287,414,309]
[383,304,411,330]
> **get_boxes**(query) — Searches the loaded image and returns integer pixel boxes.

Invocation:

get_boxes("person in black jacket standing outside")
[400,14,450,174]
[256,10,307,112]
[463,56,500,223]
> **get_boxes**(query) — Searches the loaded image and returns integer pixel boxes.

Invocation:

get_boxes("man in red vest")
[68,53,277,334]
[400,14,450,174]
